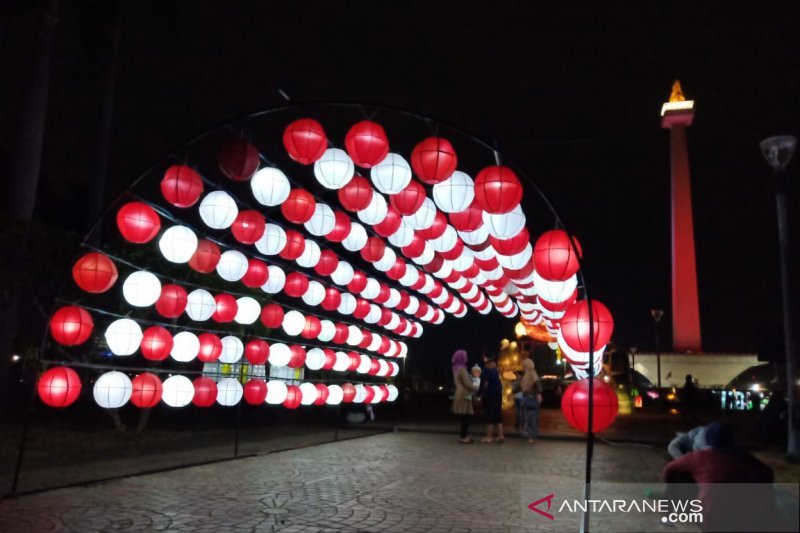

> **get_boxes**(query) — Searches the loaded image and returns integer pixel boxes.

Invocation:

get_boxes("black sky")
[2,1,799,374]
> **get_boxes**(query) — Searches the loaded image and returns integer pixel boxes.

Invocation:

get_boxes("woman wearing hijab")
[451,349,479,443]
[520,358,543,444]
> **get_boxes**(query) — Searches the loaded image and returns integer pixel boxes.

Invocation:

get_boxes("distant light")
[438,385,444,391]
[646,391,659,399]
[661,100,694,116]
[750,384,761,392]
[11,354,21,363]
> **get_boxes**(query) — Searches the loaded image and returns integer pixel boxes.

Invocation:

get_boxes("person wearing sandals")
[480,351,505,443]
[519,358,543,444]
[451,349,479,443]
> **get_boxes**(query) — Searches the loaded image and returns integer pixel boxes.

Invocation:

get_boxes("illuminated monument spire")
[661,81,702,352]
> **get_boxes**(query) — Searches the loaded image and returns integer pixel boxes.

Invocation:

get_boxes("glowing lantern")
[161,165,203,208]
[189,239,222,273]
[251,167,291,207]
[216,378,243,406]
[313,384,330,406]
[105,318,143,356]
[214,250,247,282]
[490,228,530,256]
[305,348,326,370]
[218,336,244,364]
[288,345,306,368]
[265,380,288,404]
[244,379,267,404]
[305,202,336,236]
[260,303,285,329]
[561,379,618,433]
[156,284,187,318]
[210,293,236,323]
[431,170,474,213]
[345,120,389,168]
[302,282,326,308]
[94,371,132,408]
[131,373,162,408]
[346,326,363,346]
[337,175,373,212]
[387,384,399,402]
[333,351,350,371]
[280,230,306,260]
[234,296,261,325]
[533,271,578,304]
[284,272,309,298]
[361,385,374,404]
[283,118,327,165]
[296,239,321,268]
[281,189,316,224]
[218,137,259,181]
[161,375,194,407]
[326,384,344,405]
[171,331,200,362]
[429,225,458,253]
[255,223,287,256]
[283,385,302,409]
[533,229,582,281]
[299,382,318,405]
[242,258,269,288]
[342,383,357,403]
[342,222,368,251]
[122,271,161,307]
[483,205,526,239]
[333,324,350,344]
[361,237,386,263]
[318,320,336,342]
[357,191,388,225]
[331,260,355,286]
[459,225,488,245]
[371,153,412,194]
[245,339,270,364]
[315,249,339,277]
[197,333,223,362]
[448,199,484,232]
[390,181,426,217]
[326,210,352,242]
[72,252,118,294]
[474,166,523,214]
[159,225,198,263]
[301,315,322,339]
[140,326,173,361]
[192,377,218,407]
[50,306,93,346]
[356,354,372,374]
[37,367,81,407]
[262,265,286,294]
[559,299,614,353]
[387,259,407,281]
[374,207,402,237]
[186,289,216,321]
[404,198,437,230]
[282,310,306,336]
[322,348,337,369]
[231,210,266,244]
[314,147,354,189]
[199,190,238,229]
[337,292,357,315]
[116,202,161,243]
[268,343,291,367]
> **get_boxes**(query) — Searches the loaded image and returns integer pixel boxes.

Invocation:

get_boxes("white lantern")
[411,243,435,266]
[105,318,143,356]
[386,312,400,330]
[346,325,363,346]
[370,153,412,194]
[304,203,336,236]
[318,320,336,342]
[216,378,243,406]
[373,248,397,272]
[299,382,318,405]
[353,384,367,403]
[255,223,286,256]
[496,243,533,270]
[122,271,161,307]
[251,167,291,206]
[399,267,419,287]
[93,371,132,408]
[369,385,383,403]
[483,205,526,239]
[429,225,458,252]
[296,239,321,268]
[404,197,437,230]
[361,278,381,299]
[268,343,291,367]
[385,341,398,357]
[472,246,495,261]
[282,310,305,336]
[377,358,389,376]
[368,334,382,352]
[331,260,354,285]
[216,250,249,282]
[313,148,354,190]
[305,347,326,370]
[261,265,286,294]
[387,220,415,247]
[386,288,402,307]
[357,191,388,225]
[386,384,399,401]
[451,252,474,275]
[265,379,288,404]
[470,271,488,286]
[342,222,368,252]
[199,190,238,229]
[302,280,326,306]
[434,310,446,324]
[161,375,194,407]
[533,271,578,303]
[433,260,453,279]
[484,265,505,281]
[454,305,468,318]
[218,335,244,363]
[337,292,357,315]
[234,296,261,325]
[541,307,565,320]
[171,331,200,362]
[458,225,489,245]
[432,171,474,213]
[390,361,400,376]
[364,304,382,324]
[158,225,198,263]
[186,288,216,321]
[405,295,420,315]
[333,351,350,372]
[356,354,371,374]
[326,384,344,405]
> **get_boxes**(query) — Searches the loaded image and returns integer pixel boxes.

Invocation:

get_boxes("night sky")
[2,2,799,375]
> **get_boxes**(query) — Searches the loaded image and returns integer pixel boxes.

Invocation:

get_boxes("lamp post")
[651,309,664,409]
[759,134,798,461]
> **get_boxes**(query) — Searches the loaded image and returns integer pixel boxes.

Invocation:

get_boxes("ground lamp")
[651,308,664,397]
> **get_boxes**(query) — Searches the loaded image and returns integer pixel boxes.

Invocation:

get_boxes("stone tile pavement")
[0,431,670,532]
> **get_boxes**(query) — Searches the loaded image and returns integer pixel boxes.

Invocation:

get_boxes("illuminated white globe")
[356,354,372,374]
[122,271,161,307]
[353,384,367,403]
[429,225,458,252]
[261,265,286,294]
[314,148,354,189]
[158,225,198,263]
[296,239,321,268]
[370,153,412,194]
[93,371,132,408]
[346,325,363,346]
[216,378,243,406]
[268,343,291,367]
[357,192,388,225]
[458,225,489,245]
[302,280,326,306]
[390,361,400,376]
[326,384,344,405]
[404,198,437,230]
[386,384,399,401]
[373,248,397,272]
[234,296,261,325]
[199,190,238,229]
[432,261,453,279]
[342,222,368,252]
[377,358,389,376]
[483,205,526,239]
[265,379,288,404]
[299,382,318,405]
[386,312,400,330]
[361,278,381,300]
[364,304,382,324]
[331,261,355,285]
[533,271,578,303]
[219,335,244,363]
[304,203,336,236]
[387,220,415,247]
[171,331,200,362]
[369,385,383,403]
[399,267,419,287]
[496,244,533,270]
[432,171,474,213]
[405,295,420,315]
[216,250,248,282]
[411,243,435,265]
[305,348,326,370]
[186,289,216,321]
[368,334,383,352]
[333,351,350,372]
[255,223,286,256]
[104,318,143,356]
[318,320,336,342]
[386,288,401,307]
[282,310,305,336]
[251,167,291,206]
[337,292,357,315]
[161,375,194,407]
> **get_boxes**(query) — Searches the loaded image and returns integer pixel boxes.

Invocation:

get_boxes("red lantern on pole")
[284,272,309,298]
[490,228,530,256]
[337,175,373,212]
[283,385,302,409]
[37,366,82,407]
[448,198,484,232]
[49,306,93,346]
[260,303,284,328]
[559,299,614,352]
[283,118,327,165]
[345,120,389,168]
[242,258,269,288]
[411,137,458,184]
[116,202,161,243]
[197,333,223,362]
[189,239,221,273]
[161,165,204,208]
[533,229,582,282]
[244,379,268,404]
[245,339,270,364]
[561,379,619,433]
[218,137,260,181]
[325,211,352,242]
[231,210,266,244]
[279,230,306,260]
[389,180,426,215]
[156,284,188,318]
[140,326,173,361]
[131,373,163,408]
[192,377,218,407]
[474,165,523,214]
[281,188,317,224]
[72,252,118,293]
[212,293,238,323]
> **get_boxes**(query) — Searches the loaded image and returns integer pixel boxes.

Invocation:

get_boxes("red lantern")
[218,137,260,181]
[424,255,444,275]
[363,386,376,404]
[321,287,342,311]
[390,180,426,215]
[284,272,309,298]
[244,379,268,404]
[231,210,265,244]
[281,188,316,224]
[359,331,373,349]
[131,373,163,408]
[189,239,221,273]
[320,348,336,370]
[490,228,530,256]
[559,299,614,352]
[260,303,284,328]
[378,309,393,326]
[337,175,374,212]
[402,235,426,258]
[156,284,188,318]
[386,258,407,281]
[37,366,81,407]
[279,230,306,260]
[538,290,577,312]
[242,258,269,288]
[411,137,458,184]
[288,345,307,368]
[212,293,238,323]
[561,379,618,433]
[360,237,386,263]
[505,258,535,280]
[116,202,161,243]
[448,198,484,232]
[245,339,270,364]
[342,383,357,403]
[192,377,218,407]
[326,211,352,242]
[314,249,339,277]
[345,120,389,168]
[474,165,523,214]
[72,252,118,293]
[301,316,322,339]
[347,271,368,293]
[439,239,464,261]
[313,384,329,406]
[347,351,361,371]
[533,229,582,281]
[368,359,381,376]
[161,165,204,208]
[416,210,447,240]
[197,333,223,362]
[49,306,93,346]
[333,323,349,344]
[283,118,327,165]
[375,284,391,304]
[140,326,173,361]
[283,385,302,408]
[397,291,411,310]
[353,299,371,319]
[373,207,402,237]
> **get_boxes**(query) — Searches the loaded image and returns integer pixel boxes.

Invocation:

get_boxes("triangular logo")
[528,493,555,520]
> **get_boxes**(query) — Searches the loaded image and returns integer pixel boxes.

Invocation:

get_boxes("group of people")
[451,349,542,444]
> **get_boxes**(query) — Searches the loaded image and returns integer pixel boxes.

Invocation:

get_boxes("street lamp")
[759,134,798,461]
[651,309,664,408]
